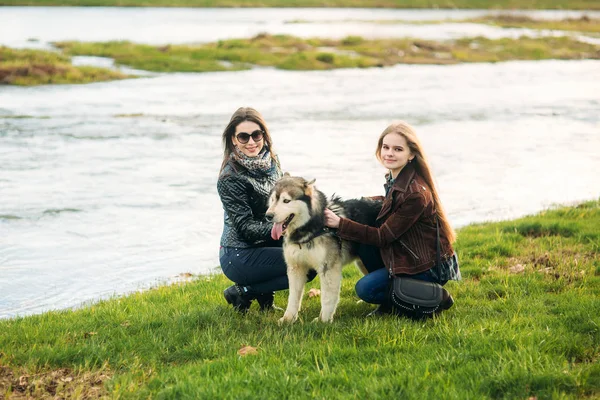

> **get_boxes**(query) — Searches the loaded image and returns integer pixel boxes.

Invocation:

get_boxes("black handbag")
[389,217,444,319]
[390,277,444,319]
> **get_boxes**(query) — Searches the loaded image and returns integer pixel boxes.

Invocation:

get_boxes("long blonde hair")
[219,107,278,174]
[375,121,456,243]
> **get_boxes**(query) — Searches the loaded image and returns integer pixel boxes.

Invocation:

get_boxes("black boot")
[223,285,254,313]
[255,292,282,312]
[438,288,454,311]
[366,301,393,317]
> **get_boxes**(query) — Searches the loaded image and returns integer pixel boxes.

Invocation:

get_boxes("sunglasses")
[235,130,264,144]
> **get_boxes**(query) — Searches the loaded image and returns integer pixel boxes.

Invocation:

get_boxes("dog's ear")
[283,172,291,177]
[304,178,316,196]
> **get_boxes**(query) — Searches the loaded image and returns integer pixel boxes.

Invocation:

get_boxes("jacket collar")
[384,163,416,194]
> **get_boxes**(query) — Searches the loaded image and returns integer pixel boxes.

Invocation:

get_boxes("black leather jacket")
[217,159,282,248]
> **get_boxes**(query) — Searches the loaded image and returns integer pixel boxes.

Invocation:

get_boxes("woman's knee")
[221,261,243,284]
[355,268,389,304]
[355,276,379,303]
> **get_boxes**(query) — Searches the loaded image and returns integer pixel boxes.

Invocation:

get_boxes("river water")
[2,7,600,48]
[1,8,599,319]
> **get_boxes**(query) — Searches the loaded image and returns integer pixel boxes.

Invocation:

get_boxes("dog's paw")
[278,314,297,325]
[319,312,335,323]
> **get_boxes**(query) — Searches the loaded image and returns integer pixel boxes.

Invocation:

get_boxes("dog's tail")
[341,198,382,226]
[327,194,346,218]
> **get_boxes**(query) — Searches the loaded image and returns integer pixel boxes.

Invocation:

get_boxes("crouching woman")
[217,107,314,313]
[324,121,461,316]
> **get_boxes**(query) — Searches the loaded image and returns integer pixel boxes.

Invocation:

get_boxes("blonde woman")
[324,121,460,316]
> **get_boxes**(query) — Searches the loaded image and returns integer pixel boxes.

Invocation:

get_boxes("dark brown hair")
[375,121,456,244]
[219,107,278,173]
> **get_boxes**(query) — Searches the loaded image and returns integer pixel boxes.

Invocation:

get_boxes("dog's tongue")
[271,222,284,240]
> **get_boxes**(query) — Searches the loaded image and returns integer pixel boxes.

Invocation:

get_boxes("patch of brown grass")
[0,365,112,399]
[0,63,70,83]
[491,14,535,24]
[504,248,596,283]
[0,62,130,86]
[0,47,131,86]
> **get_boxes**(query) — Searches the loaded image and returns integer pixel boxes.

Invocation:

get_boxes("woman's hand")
[324,209,341,228]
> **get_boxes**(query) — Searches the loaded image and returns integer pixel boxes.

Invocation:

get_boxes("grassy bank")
[1,200,599,398]
[55,35,600,73]
[1,0,600,10]
[5,33,599,85]
[0,47,130,86]
[294,15,600,34]
[469,15,600,33]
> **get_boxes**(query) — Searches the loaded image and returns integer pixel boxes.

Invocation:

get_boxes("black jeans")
[357,243,386,273]
[220,246,316,294]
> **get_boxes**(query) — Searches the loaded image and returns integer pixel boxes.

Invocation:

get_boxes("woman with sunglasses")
[217,107,314,313]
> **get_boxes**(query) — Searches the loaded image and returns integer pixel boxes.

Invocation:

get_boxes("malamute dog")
[266,173,381,323]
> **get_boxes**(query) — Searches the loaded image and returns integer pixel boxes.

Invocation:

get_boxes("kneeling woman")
[324,121,460,316]
[217,107,314,312]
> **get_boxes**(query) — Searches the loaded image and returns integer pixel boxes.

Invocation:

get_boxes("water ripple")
[0,214,23,220]
[42,208,83,215]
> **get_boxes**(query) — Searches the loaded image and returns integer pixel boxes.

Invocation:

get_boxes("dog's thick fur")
[266,173,381,323]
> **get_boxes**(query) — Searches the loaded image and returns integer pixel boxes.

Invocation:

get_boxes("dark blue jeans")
[220,246,316,294]
[355,244,441,304]
[355,268,438,304]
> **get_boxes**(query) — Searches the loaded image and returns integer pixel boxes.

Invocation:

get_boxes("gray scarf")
[231,146,274,173]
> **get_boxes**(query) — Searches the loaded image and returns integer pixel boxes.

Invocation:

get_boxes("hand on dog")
[324,209,341,228]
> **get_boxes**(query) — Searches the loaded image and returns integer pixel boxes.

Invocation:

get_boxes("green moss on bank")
[5,34,598,85]
[0,47,131,86]
[54,35,600,74]
[1,0,599,10]
[0,200,599,398]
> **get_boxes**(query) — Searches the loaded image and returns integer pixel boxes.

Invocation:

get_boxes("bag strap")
[436,214,441,267]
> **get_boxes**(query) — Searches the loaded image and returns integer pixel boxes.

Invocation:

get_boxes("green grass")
[0,46,130,86]
[1,0,599,10]
[5,34,598,85]
[1,199,599,398]
[468,15,600,34]
[54,34,600,74]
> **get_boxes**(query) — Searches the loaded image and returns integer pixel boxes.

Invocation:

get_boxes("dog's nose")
[265,213,273,222]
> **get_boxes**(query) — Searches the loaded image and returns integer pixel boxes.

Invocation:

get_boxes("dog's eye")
[283,199,291,204]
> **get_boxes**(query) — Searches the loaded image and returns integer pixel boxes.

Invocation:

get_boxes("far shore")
[1,0,599,9]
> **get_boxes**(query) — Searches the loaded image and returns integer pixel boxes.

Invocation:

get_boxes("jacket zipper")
[399,240,420,260]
